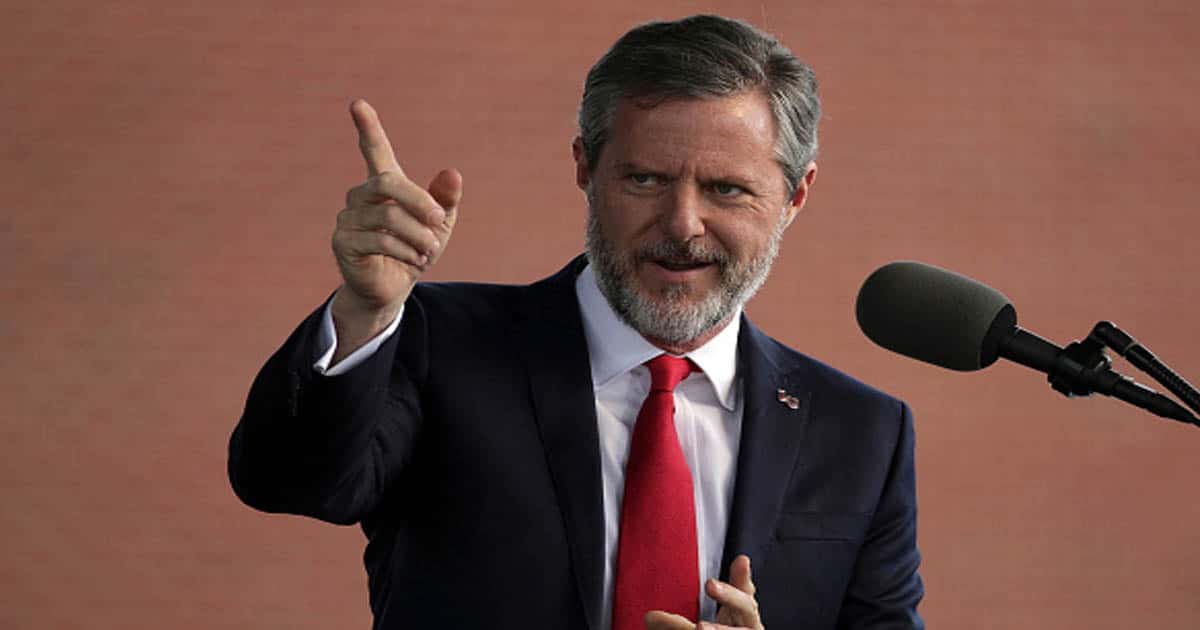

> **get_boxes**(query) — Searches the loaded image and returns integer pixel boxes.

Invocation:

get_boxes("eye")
[628,173,660,187]
[712,182,746,197]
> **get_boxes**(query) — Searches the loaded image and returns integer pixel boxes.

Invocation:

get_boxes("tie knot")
[645,355,695,393]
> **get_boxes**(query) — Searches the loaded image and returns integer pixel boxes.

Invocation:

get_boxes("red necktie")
[612,355,699,630]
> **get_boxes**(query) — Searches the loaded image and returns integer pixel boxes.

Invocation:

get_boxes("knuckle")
[363,204,389,230]
[368,173,396,199]
[363,175,383,194]
[383,204,405,228]
[331,229,352,254]
[363,229,387,250]
[376,171,401,188]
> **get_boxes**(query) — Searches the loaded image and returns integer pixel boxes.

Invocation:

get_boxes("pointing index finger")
[350,99,404,178]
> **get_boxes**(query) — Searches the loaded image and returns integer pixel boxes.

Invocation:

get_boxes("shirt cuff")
[313,297,405,376]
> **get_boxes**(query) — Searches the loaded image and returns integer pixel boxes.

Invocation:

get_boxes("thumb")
[729,555,755,596]
[427,168,463,217]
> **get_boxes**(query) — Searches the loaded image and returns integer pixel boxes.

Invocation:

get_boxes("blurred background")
[4,1,1199,628]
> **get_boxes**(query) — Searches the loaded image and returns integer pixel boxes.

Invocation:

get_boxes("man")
[229,15,923,630]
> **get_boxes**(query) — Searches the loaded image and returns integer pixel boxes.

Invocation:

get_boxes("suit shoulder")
[406,269,577,333]
[410,277,539,320]
[754,329,908,416]
[408,259,582,323]
[412,279,514,307]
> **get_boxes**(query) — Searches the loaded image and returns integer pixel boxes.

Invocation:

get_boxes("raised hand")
[709,555,764,629]
[329,99,462,359]
[644,555,765,630]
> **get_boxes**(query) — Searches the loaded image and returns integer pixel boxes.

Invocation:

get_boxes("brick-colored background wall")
[4,2,1199,628]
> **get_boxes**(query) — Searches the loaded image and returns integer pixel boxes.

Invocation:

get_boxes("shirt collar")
[575,263,741,411]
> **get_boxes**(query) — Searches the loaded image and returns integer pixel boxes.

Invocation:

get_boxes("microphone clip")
[1042,322,1199,426]
[1049,337,1113,398]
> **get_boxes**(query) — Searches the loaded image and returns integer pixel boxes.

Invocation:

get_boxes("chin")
[637,268,717,297]
[634,278,699,305]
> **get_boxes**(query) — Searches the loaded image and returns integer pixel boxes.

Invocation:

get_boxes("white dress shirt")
[575,265,744,628]
[313,265,744,628]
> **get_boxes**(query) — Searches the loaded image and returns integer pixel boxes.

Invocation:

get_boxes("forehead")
[603,91,780,176]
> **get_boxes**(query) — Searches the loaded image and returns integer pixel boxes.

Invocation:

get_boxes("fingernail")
[710,579,724,592]
[419,254,429,266]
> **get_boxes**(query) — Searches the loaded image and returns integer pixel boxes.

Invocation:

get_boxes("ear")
[572,137,590,191]
[781,161,818,229]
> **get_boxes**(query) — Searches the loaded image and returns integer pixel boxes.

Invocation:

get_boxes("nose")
[658,183,706,242]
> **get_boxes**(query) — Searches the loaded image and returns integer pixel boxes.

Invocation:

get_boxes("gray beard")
[585,204,785,347]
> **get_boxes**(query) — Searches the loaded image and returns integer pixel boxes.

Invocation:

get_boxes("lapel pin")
[776,388,800,410]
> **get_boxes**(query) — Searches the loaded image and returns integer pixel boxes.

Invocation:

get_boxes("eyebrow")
[704,174,759,186]
[614,161,760,186]
[614,161,659,173]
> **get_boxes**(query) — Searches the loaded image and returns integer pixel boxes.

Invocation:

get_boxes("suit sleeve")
[837,401,925,629]
[227,293,429,525]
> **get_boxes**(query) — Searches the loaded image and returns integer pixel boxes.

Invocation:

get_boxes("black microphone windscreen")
[855,261,1015,371]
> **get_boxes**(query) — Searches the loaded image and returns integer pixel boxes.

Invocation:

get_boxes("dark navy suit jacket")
[229,257,924,629]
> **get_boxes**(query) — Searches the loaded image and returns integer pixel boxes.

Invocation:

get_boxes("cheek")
[709,217,773,258]
[595,192,662,240]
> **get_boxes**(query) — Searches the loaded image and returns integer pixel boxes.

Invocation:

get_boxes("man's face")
[576,90,815,349]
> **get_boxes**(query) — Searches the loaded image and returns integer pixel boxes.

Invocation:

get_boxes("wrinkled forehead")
[603,92,782,175]
[616,89,776,133]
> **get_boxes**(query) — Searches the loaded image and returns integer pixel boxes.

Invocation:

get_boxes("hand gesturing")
[329,99,462,356]
[644,555,765,630]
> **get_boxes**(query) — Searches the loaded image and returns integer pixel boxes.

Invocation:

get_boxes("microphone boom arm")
[1089,321,1200,416]
[998,325,1200,427]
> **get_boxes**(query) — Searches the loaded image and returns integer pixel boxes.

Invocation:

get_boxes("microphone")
[855,261,1197,425]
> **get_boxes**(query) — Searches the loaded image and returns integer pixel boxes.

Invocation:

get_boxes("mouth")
[652,259,714,272]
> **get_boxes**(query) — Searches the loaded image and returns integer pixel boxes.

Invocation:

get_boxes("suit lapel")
[511,257,605,630]
[720,318,813,578]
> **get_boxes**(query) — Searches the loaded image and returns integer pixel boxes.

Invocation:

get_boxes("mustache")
[633,240,729,265]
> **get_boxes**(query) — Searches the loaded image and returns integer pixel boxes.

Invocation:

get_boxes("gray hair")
[578,14,821,196]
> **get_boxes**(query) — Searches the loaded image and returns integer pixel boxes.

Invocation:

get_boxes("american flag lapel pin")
[776,388,800,410]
